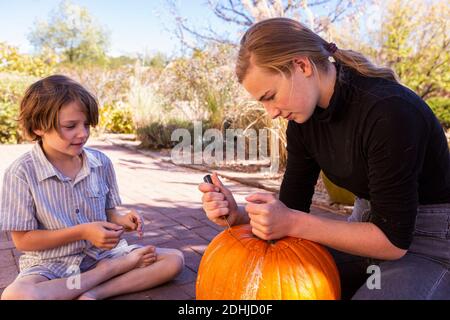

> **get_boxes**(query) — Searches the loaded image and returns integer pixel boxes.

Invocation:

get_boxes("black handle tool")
[203,174,231,229]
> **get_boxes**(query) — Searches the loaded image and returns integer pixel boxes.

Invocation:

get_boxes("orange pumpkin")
[196,224,341,300]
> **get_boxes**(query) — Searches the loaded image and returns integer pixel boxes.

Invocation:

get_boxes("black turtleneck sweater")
[279,63,450,250]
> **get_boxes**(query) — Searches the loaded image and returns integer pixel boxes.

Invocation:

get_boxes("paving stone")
[172,266,197,285]
[144,217,180,230]
[200,218,226,232]
[0,241,15,250]
[0,250,15,268]
[0,232,8,242]
[110,292,152,300]
[191,226,221,242]
[173,216,205,230]
[144,283,192,300]
[11,249,22,268]
[177,282,196,299]
[182,248,203,273]
[132,234,177,247]
[0,265,18,289]
[162,225,199,240]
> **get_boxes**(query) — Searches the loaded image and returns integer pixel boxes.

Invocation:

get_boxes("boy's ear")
[33,129,45,137]
[293,57,313,77]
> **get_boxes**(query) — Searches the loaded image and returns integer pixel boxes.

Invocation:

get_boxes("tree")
[28,0,110,64]
[168,0,368,48]
[378,0,449,99]
[329,0,449,100]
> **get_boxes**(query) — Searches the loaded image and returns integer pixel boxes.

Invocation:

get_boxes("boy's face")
[35,101,90,158]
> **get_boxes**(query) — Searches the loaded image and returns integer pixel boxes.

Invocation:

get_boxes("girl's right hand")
[198,173,240,227]
[82,221,124,250]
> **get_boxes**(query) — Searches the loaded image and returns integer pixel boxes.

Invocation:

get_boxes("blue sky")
[0,0,241,57]
[0,0,389,58]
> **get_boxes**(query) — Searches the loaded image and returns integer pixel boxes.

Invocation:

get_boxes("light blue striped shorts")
[18,240,143,281]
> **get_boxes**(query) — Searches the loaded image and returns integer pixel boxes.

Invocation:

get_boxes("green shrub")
[0,73,38,104]
[99,103,134,134]
[0,73,38,144]
[136,120,195,150]
[427,97,450,129]
[0,101,22,144]
[0,43,56,77]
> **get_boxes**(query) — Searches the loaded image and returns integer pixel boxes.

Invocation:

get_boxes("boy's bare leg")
[78,248,184,300]
[1,246,155,300]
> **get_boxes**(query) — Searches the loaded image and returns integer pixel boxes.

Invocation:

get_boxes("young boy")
[0,75,184,300]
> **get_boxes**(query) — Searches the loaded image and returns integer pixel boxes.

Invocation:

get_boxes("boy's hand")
[114,209,144,238]
[82,222,124,250]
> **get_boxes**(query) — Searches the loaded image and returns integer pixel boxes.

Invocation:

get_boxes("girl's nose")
[267,106,282,119]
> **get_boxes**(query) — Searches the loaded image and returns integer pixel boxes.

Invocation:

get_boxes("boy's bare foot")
[77,246,156,300]
[93,245,155,278]
[128,246,157,268]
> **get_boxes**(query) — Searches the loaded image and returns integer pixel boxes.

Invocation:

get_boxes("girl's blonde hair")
[236,17,398,83]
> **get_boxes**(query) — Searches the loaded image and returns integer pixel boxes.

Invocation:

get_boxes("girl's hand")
[82,222,124,250]
[245,193,296,240]
[198,173,241,227]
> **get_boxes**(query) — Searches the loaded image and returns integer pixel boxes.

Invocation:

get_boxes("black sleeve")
[279,121,321,213]
[365,97,429,250]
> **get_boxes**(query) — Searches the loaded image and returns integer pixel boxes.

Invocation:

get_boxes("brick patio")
[0,139,345,300]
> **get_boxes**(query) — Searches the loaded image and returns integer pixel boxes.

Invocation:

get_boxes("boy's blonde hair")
[19,75,99,141]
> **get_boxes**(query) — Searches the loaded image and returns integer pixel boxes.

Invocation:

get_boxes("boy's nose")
[77,126,89,138]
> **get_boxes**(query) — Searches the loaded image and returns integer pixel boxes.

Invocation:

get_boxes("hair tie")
[326,42,338,54]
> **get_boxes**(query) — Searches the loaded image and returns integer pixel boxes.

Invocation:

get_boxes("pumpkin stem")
[251,232,277,244]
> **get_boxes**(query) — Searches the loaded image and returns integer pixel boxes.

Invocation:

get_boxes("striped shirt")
[0,142,122,278]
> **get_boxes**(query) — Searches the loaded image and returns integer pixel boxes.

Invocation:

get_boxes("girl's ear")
[293,57,313,77]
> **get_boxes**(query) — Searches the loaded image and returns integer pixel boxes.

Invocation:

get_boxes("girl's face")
[242,58,320,124]
[35,101,90,159]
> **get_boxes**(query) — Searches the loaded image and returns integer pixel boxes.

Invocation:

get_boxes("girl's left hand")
[117,209,144,238]
[245,193,295,241]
